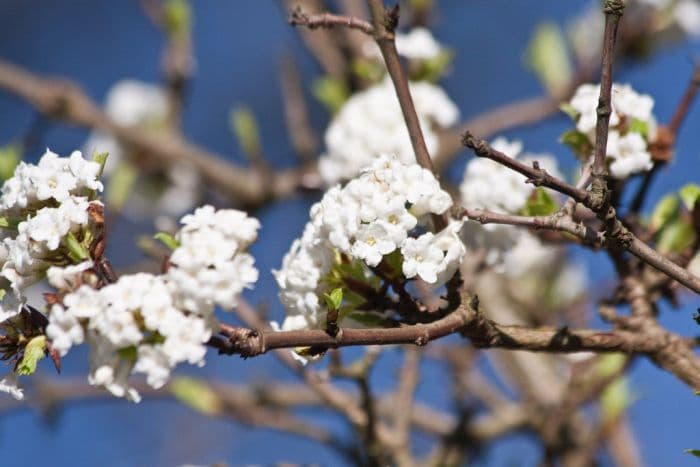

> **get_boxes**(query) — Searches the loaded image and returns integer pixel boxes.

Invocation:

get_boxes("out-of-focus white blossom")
[364,27,445,60]
[0,373,23,400]
[460,138,563,275]
[319,78,459,185]
[566,83,657,179]
[46,260,93,291]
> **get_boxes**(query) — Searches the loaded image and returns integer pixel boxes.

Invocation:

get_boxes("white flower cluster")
[84,79,200,217]
[0,150,103,320]
[363,27,445,61]
[567,83,657,179]
[275,155,465,331]
[460,138,562,275]
[45,205,259,401]
[319,78,459,185]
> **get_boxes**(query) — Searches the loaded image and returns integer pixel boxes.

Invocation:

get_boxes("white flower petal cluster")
[567,82,657,179]
[460,138,563,275]
[0,150,102,316]
[0,373,24,401]
[1,149,102,214]
[363,27,445,61]
[46,206,259,401]
[319,78,459,184]
[275,155,464,331]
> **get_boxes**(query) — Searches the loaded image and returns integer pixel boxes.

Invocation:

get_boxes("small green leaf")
[525,22,573,97]
[596,353,626,378]
[559,103,579,120]
[312,76,350,114]
[411,49,454,82]
[63,232,89,262]
[0,289,5,302]
[657,218,696,254]
[230,107,261,158]
[351,59,386,83]
[520,187,558,216]
[170,376,222,416]
[91,151,109,178]
[117,346,138,362]
[628,118,649,139]
[600,376,631,423]
[323,287,344,311]
[106,161,138,211]
[560,129,592,159]
[679,184,700,211]
[17,336,46,375]
[164,0,191,40]
[154,231,181,251]
[0,216,9,229]
[0,144,21,182]
[685,449,700,458]
[650,194,680,232]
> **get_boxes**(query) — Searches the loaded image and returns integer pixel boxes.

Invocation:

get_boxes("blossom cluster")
[566,82,657,179]
[318,78,459,185]
[0,150,103,319]
[275,154,465,332]
[84,79,201,217]
[460,138,562,275]
[45,205,260,401]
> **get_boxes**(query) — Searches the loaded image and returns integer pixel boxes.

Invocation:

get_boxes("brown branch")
[668,62,700,137]
[461,132,590,204]
[289,6,374,35]
[279,55,319,161]
[592,0,625,179]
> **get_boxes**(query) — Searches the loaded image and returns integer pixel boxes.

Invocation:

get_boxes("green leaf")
[312,76,350,114]
[63,231,89,262]
[650,194,680,232]
[411,49,454,82]
[106,161,138,211]
[596,353,626,378]
[657,218,696,254]
[679,184,700,211]
[685,449,700,458]
[91,151,109,178]
[170,376,222,416]
[0,144,21,182]
[117,346,138,362]
[525,22,573,97]
[600,376,632,423]
[520,187,558,216]
[230,106,261,158]
[628,118,649,139]
[351,58,386,83]
[323,287,343,311]
[0,289,5,302]
[559,129,592,159]
[164,0,191,40]
[559,103,579,120]
[0,216,9,229]
[17,336,46,375]
[153,232,181,250]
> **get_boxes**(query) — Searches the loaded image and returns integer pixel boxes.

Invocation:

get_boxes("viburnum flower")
[564,82,657,179]
[363,27,445,61]
[275,154,466,335]
[318,78,459,185]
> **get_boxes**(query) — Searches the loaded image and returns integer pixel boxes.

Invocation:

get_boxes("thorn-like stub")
[383,4,400,32]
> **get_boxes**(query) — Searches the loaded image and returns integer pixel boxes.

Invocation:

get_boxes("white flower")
[607,131,653,179]
[674,0,700,36]
[46,304,84,356]
[401,233,445,283]
[0,373,23,400]
[46,260,93,290]
[134,345,172,389]
[319,78,459,184]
